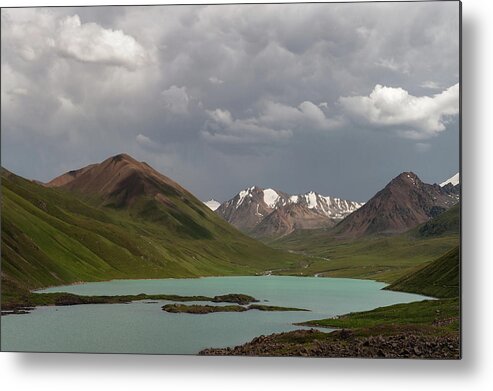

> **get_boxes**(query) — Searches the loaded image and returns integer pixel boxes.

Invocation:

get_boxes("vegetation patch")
[1,289,260,315]
[162,304,248,314]
[385,246,460,298]
[211,294,258,305]
[162,303,309,314]
[299,298,459,334]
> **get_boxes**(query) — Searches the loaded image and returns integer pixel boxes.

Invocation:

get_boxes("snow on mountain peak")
[204,199,221,211]
[289,195,299,203]
[440,172,460,187]
[215,185,365,235]
[236,188,253,208]
[263,188,280,208]
[305,191,318,209]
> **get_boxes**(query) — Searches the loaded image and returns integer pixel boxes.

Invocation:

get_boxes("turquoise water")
[1,276,429,354]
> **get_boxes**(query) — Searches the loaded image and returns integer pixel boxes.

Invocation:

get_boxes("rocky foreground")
[200,328,460,359]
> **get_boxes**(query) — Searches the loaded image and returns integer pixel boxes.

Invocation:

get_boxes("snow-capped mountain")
[204,199,221,211]
[439,172,460,201]
[215,186,363,237]
[440,172,460,187]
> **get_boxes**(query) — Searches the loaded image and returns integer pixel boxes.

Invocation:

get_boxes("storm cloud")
[1,2,460,202]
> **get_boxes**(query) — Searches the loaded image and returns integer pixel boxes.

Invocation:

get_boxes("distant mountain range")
[209,186,363,238]
[206,171,460,239]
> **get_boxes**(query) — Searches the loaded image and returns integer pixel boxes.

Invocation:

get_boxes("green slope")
[385,246,460,298]
[270,206,460,283]
[1,169,300,297]
[412,204,460,238]
[302,298,459,332]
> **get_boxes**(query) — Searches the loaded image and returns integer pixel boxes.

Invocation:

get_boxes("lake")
[1,276,429,354]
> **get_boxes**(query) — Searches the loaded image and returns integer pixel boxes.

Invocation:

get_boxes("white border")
[1,0,492,390]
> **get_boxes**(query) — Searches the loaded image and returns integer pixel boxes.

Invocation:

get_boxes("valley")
[1,154,460,358]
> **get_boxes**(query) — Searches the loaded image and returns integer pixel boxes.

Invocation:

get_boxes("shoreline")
[5,274,425,317]
[2,274,454,358]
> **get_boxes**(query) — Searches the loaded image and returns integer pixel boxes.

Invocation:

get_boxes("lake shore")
[200,298,460,358]
[2,275,444,357]
[200,327,460,359]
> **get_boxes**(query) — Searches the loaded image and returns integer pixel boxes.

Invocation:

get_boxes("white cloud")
[202,99,339,146]
[8,87,29,96]
[136,133,153,146]
[258,100,340,132]
[339,83,459,139]
[208,76,224,85]
[202,108,292,145]
[55,15,148,70]
[161,85,189,114]
[136,133,163,153]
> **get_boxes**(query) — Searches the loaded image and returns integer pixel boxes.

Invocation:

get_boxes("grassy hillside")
[412,204,460,238]
[270,207,460,283]
[1,169,301,298]
[302,298,459,333]
[385,246,460,298]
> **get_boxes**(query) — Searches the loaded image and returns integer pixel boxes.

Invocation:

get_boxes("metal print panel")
[0,1,461,358]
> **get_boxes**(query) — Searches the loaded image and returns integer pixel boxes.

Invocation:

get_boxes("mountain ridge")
[215,186,363,238]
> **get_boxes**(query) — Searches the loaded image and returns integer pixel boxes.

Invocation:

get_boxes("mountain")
[204,199,221,211]
[385,246,460,298]
[216,186,289,232]
[332,172,459,238]
[1,157,300,295]
[47,153,190,209]
[215,186,363,237]
[440,172,460,187]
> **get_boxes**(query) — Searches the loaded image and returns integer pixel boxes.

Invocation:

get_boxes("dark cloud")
[1,2,460,202]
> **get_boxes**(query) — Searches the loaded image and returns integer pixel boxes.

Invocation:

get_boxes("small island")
[162,303,309,314]
[1,292,260,315]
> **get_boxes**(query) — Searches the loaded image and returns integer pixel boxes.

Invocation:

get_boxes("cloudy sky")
[1,1,460,202]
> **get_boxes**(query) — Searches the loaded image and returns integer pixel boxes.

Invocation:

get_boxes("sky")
[1,1,460,203]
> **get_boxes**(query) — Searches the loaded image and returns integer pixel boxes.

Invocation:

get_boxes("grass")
[385,246,460,298]
[162,304,249,314]
[270,218,459,283]
[412,204,460,238]
[300,298,460,334]
[1,290,261,313]
[1,169,308,309]
[161,303,309,314]
[248,304,309,312]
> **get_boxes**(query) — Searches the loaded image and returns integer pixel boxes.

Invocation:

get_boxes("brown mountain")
[332,172,458,238]
[216,186,290,233]
[46,164,97,187]
[252,203,338,238]
[47,153,189,208]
